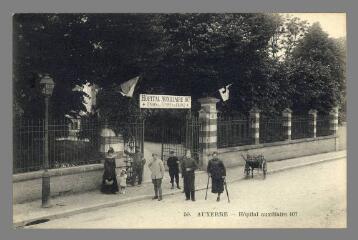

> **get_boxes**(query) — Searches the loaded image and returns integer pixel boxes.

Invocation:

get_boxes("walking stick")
[205,175,210,200]
[224,179,230,203]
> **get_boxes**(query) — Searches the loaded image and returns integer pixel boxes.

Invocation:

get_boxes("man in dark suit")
[181,149,198,201]
[167,151,181,189]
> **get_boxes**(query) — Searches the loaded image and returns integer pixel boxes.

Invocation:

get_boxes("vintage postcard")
[12,13,347,229]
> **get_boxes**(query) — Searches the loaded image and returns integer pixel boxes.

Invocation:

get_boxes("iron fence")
[259,115,286,143]
[14,112,334,174]
[161,116,202,165]
[217,115,251,148]
[13,119,103,174]
[185,116,202,164]
[316,115,332,137]
[13,120,45,173]
[13,117,144,174]
[291,115,313,139]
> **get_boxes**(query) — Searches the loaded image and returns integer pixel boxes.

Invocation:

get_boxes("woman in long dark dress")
[101,148,119,194]
[207,151,226,201]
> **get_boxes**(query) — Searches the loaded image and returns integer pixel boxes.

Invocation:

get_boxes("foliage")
[288,23,346,114]
[13,13,346,123]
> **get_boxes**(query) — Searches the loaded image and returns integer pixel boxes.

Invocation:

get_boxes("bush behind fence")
[13,119,103,174]
[217,115,251,148]
[13,118,144,174]
[259,115,286,143]
[291,115,313,140]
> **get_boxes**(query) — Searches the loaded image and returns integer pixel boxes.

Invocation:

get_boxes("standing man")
[148,153,165,201]
[207,152,226,202]
[124,146,146,186]
[181,149,198,201]
[167,151,181,189]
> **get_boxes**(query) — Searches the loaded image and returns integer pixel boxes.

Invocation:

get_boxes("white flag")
[119,76,140,97]
[218,84,232,102]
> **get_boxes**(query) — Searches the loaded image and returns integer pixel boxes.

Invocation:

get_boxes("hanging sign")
[139,94,191,109]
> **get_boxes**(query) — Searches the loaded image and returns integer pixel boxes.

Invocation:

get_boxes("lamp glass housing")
[40,75,55,96]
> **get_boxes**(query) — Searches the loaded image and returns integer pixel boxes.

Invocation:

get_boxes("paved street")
[25,157,346,229]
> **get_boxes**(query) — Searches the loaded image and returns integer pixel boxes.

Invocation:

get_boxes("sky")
[282,13,346,39]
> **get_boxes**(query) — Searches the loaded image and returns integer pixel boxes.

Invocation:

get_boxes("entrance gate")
[139,94,203,168]
[122,112,202,182]
[121,115,145,154]
[160,114,202,166]
[112,115,144,183]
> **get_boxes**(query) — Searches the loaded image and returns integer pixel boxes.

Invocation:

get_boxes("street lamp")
[39,74,55,208]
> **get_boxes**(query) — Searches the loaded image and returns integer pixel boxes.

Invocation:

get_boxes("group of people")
[100,146,227,202]
[100,147,128,194]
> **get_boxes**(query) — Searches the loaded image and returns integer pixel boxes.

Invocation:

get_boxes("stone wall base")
[13,158,129,204]
[13,136,338,204]
[218,136,337,168]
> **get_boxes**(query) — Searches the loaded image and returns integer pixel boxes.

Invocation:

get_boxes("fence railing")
[13,120,45,173]
[316,115,332,137]
[13,119,103,174]
[13,118,144,174]
[217,112,334,148]
[259,115,286,143]
[217,116,251,148]
[14,111,334,174]
[291,115,313,139]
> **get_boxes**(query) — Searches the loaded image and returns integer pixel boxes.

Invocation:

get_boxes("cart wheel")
[262,162,267,179]
[244,164,250,178]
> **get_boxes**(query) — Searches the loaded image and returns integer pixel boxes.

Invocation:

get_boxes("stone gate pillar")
[329,107,339,151]
[249,107,261,145]
[198,97,220,169]
[329,107,339,136]
[308,109,318,138]
[99,124,124,161]
[282,108,292,141]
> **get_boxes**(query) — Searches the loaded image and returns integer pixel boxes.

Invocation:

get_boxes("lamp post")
[39,74,55,208]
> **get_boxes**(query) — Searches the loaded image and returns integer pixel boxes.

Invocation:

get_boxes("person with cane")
[206,151,226,202]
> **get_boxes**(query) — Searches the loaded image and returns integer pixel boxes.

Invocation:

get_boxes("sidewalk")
[13,150,346,228]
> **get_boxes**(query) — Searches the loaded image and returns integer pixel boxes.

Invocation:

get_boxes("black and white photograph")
[12,12,347,229]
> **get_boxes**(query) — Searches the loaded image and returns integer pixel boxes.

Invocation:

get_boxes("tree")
[14,13,345,123]
[332,37,346,122]
[268,14,308,61]
[289,23,346,113]
[156,13,283,114]
[93,13,285,123]
[13,13,166,120]
[13,14,91,119]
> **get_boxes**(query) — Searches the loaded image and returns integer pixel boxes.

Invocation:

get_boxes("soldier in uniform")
[148,153,165,201]
[124,146,146,186]
[167,151,181,189]
[181,149,198,201]
[207,151,226,202]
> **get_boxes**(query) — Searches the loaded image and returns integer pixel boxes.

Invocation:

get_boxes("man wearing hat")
[124,146,146,186]
[207,151,226,201]
[167,151,181,189]
[148,153,165,201]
